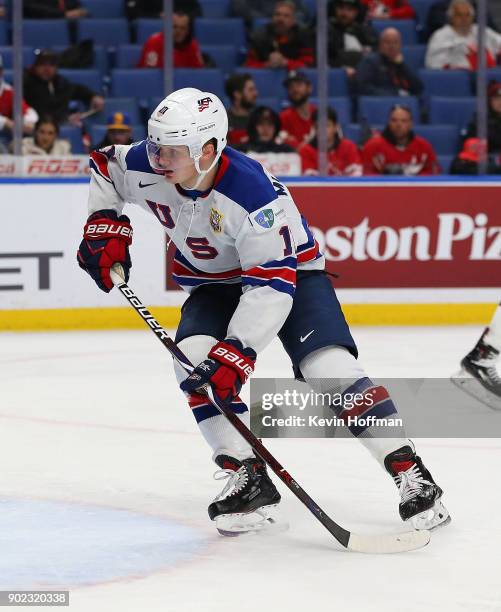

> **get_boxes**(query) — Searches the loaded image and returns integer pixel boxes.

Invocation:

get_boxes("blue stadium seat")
[235,68,285,98]
[372,19,418,45]
[23,20,70,47]
[111,69,163,98]
[81,0,124,18]
[410,0,433,26]
[402,45,426,72]
[358,96,420,123]
[51,44,108,74]
[202,45,238,75]
[77,19,129,47]
[90,124,146,147]
[258,97,281,112]
[252,17,270,31]
[430,96,475,128]
[419,69,472,98]
[59,125,84,154]
[135,19,161,45]
[437,154,453,174]
[486,68,501,84]
[58,69,103,93]
[199,0,230,18]
[344,124,362,144]
[195,18,246,49]
[414,124,459,155]
[302,69,349,97]
[309,97,352,126]
[0,21,7,46]
[174,68,225,98]
[116,44,142,68]
[84,97,142,125]
[0,46,35,69]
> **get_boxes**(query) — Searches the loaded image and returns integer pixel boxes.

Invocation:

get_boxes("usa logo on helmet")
[198,97,212,112]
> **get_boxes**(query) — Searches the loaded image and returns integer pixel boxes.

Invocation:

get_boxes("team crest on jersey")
[254,208,275,229]
[209,207,223,233]
[198,97,212,112]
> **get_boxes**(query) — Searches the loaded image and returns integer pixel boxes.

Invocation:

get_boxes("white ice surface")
[0,326,500,612]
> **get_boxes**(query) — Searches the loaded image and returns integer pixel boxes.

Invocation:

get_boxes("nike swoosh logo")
[139,181,157,188]
[299,330,315,343]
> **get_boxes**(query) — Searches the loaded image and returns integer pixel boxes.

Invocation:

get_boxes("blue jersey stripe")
[242,276,295,297]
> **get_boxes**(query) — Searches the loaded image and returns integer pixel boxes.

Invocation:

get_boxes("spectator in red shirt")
[279,70,316,148]
[225,73,259,145]
[0,54,38,139]
[299,107,362,175]
[361,0,414,20]
[362,105,439,175]
[137,11,204,69]
[245,0,314,70]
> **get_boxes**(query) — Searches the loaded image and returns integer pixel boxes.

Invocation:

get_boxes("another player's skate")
[208,455,287,536]
[385,445,450,531]
[451,329,501,410]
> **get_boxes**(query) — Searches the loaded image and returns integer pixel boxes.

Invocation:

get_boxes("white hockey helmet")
[147,87,228,186]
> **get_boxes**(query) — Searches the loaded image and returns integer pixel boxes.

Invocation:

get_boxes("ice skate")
[208,455,287,536]
[451,330,501,410]
[385,445,450,531]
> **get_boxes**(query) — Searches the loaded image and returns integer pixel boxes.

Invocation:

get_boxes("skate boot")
[208,455,287,536]
[452,329,501,409]
[385,445,450,531]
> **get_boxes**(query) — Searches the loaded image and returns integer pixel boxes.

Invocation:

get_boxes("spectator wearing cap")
[426,0,501,70]
[96,112,133,149]
[24,50,104,126]
[137,10,204,68]
[299,107,362,175]
[0,54,38,139]
[279,71,315,148]
[361,0,414,20]
[238,106,296,153]
[24,0,87,18]
[356,28,423,96]
[328,0,378,74]
[245,0,314,69]
[225,73,259,145]
[361,105,439,175]
[21,115,71,155]
[465,82,501,155]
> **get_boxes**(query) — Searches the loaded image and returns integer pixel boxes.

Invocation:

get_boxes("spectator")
[21,116,71,155]
[245,0,314,69]
[356,28,423,96]
[238,106,296,153]
[125,0,202,20]
[0,1,5,18]
[95,112,134,149]
[425,0,501,70]
[299,107,363,175]
[465,81,501,154]
[0,54,39,138]
[230,0,309,27]
[24,0,87,18]
[24,50,104,126]
[137,11,204,68]
[279,70,316,148]
[225,73,258,145]
[328,0,378,73]
[426,0,498,40]
[361,105,440,175]
[361,0,414,20]
[450,137,501,174]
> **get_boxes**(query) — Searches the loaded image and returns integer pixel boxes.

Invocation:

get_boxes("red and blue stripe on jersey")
[89,149,114,184]
[188,392,247,423]
[297,215,322,264]
[172,249,242,289]
[241,256,297,298]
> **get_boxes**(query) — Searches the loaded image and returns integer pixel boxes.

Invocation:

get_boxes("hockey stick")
[110,265,430,554]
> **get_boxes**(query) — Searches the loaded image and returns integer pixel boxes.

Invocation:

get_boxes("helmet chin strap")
[179,153,220,191]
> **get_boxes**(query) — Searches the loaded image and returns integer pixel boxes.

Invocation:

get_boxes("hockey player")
[77,88,450,535]
[452,303,501,409]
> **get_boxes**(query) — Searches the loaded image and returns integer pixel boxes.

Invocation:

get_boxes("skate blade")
[215,504,289,537]
[409,499,451,531]
[451,370,501,411]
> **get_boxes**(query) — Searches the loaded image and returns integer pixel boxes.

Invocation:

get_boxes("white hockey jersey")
[88,143,324,352]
